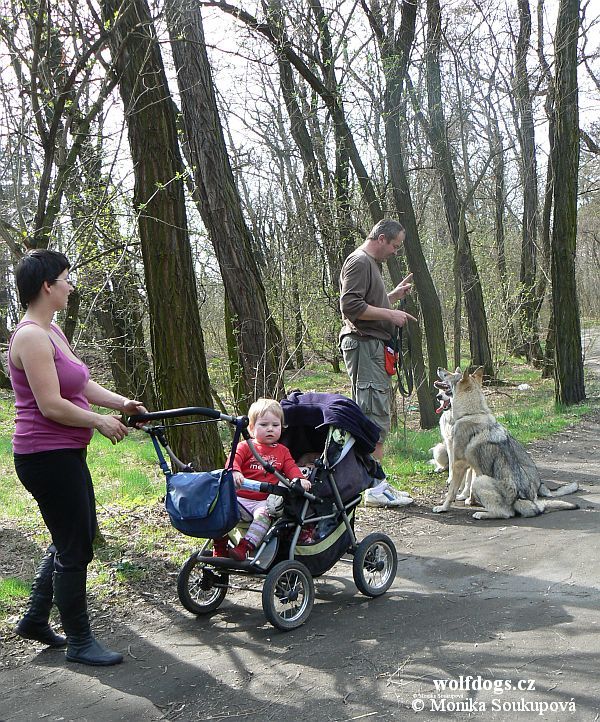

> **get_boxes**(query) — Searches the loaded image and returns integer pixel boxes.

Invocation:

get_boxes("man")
[339,219,416,460]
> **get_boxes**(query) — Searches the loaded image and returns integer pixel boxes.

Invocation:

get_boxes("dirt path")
[2,365,599,721]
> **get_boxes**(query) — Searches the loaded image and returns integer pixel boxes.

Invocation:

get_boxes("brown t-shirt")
[339,249,394,342]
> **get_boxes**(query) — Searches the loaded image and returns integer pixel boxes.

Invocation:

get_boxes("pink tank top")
[9,321,94,454]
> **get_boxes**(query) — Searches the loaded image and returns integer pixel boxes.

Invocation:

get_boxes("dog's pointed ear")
[455,367,461,374]
[461,368,470,382]
[472,367,484,384]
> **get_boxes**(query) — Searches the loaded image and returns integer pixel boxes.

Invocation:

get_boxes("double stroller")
[130,391,398,631]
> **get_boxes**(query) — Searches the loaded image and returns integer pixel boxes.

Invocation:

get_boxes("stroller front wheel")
[262,560,314,631]
[353,533,398,597]
[178,550,229,615]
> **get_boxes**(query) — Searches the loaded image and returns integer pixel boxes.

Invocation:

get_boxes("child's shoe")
[230,538,255,561]
[212,537,230,558]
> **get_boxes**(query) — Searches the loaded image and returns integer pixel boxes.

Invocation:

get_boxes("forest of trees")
[0,0,598,466]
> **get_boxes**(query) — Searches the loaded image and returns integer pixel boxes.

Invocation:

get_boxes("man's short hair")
[367,219,405,242]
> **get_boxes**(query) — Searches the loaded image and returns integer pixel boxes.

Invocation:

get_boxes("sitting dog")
[432,367,579,519]
[429,377,475,504]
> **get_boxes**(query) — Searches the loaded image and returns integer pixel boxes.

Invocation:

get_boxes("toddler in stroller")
[214,398,311,561]
[129,391,398,631]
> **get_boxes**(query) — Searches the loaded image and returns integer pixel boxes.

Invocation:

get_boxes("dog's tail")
[514,495,579,516]
[429,442,449,472]
[538,481,579,498]
[537,498,579,513]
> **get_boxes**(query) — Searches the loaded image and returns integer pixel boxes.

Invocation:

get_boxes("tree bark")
[103,0,224,468]
[550,0,585,404]
[425,0,493,378]
[166,0,284,409]
[514,0,543,363]
[486,104,518,348]
[361,0,444,428]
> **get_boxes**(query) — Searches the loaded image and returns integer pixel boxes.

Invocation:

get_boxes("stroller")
[130,391,398,631]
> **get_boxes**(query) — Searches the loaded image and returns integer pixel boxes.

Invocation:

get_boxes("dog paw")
[464,497,474,506]
[456,492,467,501]
[472,511,485,519]
[432,505,447,514]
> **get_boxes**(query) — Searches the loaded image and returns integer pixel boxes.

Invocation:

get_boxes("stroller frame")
[130,405,398,631]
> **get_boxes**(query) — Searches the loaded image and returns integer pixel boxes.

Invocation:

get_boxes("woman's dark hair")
[16,249,70,309]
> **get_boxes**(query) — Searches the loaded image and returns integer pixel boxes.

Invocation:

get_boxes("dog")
[432,367,579,519]
[429,379,475,504]
[429,384,451,472]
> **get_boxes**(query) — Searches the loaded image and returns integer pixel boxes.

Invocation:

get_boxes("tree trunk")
[488,108,513,345]
[94,277,157,410]
[0,355,11,389]
[425,0,493,378]
[292,281,305,370]
[64,135,158,410]
[537,0,556,375]
[363,0,446,428]
[550,0,585,404]
[103,0,224,468]
[453,252,461,369]
[514,0,543,363]
[63,289,80,344]
[166,0,284,408]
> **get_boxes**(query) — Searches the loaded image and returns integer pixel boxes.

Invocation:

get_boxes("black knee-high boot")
[15,546,66,647]
[53,570,123,666]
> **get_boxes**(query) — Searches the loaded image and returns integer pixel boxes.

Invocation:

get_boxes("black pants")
[14,448,96,573]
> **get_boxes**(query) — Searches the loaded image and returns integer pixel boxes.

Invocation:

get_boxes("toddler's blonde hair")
[248,398,284,427]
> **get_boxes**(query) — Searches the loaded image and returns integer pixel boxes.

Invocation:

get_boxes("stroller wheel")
[262,560,314,631]
[353,533,397,597]
[178,551,229,615]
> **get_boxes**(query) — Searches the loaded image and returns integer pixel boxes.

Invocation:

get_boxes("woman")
[10,249,147,666]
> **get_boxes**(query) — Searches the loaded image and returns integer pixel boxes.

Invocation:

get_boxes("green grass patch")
[381,427,442,492]
[284,364,348,394]
[0,578,30,614]
[499,402,592,444]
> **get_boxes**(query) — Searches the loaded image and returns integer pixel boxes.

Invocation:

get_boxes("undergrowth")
[0,361,597,620]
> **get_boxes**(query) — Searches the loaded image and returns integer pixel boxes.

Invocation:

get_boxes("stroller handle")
[240,480,281,495]
[127,406,247,427]
[240,479,319,502]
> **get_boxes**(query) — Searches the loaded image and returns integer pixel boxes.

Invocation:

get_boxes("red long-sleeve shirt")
[233,440,303,501]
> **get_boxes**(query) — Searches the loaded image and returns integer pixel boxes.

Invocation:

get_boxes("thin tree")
[513,0,542,363]
[103,0,224,467]
[550,0,585,404]
[361,0,447,426]
[165,0,284,412]
[422,0,494,377]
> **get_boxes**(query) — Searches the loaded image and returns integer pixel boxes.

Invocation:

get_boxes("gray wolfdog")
[432,367,579,519]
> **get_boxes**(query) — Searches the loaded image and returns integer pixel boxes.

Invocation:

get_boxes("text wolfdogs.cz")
[433,676,535,694]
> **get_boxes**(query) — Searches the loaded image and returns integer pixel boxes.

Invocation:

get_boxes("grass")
[284,363,347,394]
[0,361,598,625]
[379,364,597,493]
[0,578,30,614]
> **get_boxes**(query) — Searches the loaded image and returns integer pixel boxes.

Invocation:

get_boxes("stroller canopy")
[281,391,380,455]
